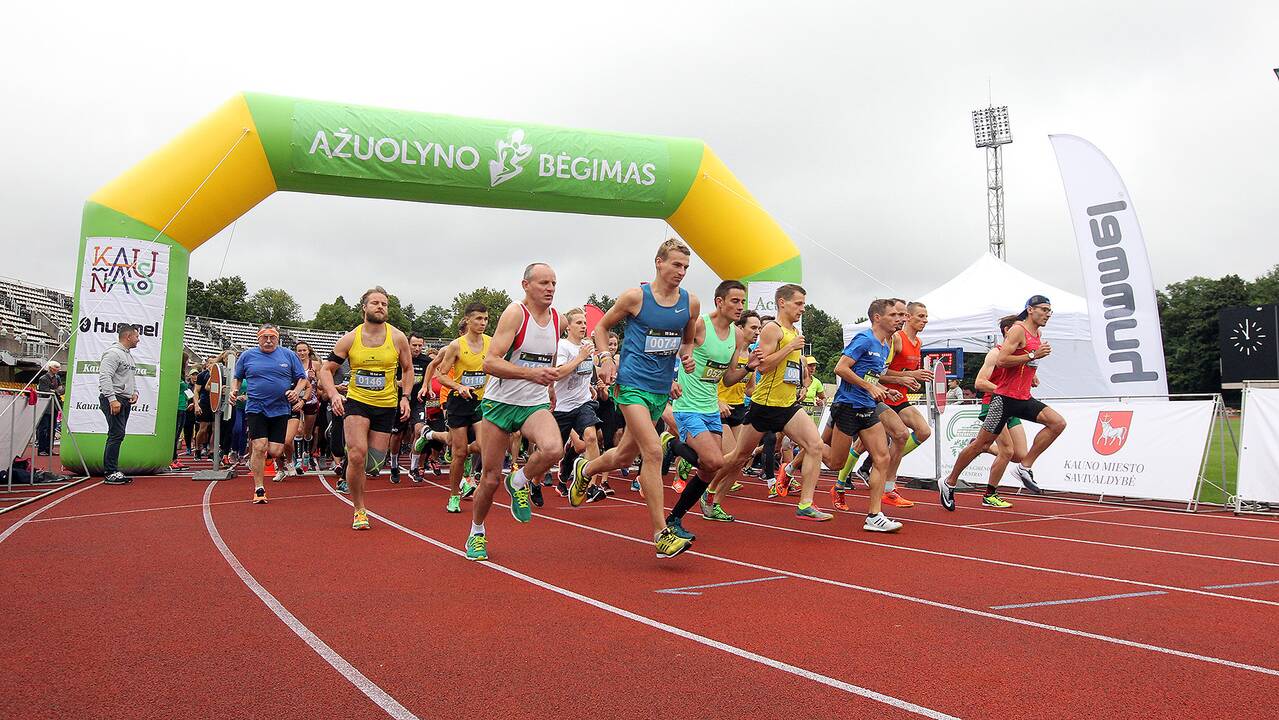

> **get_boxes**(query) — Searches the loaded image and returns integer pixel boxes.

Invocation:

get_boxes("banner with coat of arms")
[897,399,1214,503]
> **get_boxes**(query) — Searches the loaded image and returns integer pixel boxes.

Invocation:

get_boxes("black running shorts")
[246,412,290,444]
[829,403,880,437]
[746,402,801,434]
[723,403,747,427]
[446,394,483,429]
[344,397,398,434]
[980,395,1047,435]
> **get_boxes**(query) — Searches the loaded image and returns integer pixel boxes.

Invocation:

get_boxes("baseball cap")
[805,356,818,365]
[1016,294,1052,321]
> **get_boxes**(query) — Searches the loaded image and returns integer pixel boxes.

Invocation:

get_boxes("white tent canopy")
[842,253,1110,397]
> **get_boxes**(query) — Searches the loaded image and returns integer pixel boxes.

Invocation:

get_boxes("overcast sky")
[3,1,1276,324]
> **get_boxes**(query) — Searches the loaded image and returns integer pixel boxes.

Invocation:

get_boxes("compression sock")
[509,467,529,490]
[836,452,858,484]
[901,432,921,457]
[470,522,485,535]
[668,476,711,521]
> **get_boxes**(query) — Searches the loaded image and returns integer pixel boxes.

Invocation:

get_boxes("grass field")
[1197,416,1239,506]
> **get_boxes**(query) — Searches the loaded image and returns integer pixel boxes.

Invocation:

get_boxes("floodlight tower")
[971,105,1012,259]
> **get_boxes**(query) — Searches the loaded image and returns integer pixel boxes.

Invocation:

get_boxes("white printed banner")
[747,281,784,318]
[900,398,1214,503]
[67,238,169,435]
[1237,388,1279,503]
[1050,135,1168,396]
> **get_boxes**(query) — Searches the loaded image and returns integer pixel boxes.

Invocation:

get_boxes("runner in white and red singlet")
[938,294,1067,510]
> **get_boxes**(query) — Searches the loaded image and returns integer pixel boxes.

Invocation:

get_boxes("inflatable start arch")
[63,93,801,472]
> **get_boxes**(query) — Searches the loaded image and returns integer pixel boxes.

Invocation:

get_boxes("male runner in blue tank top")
[570,238,700,559]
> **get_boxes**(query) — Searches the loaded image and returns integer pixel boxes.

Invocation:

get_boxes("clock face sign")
[1230,318,1267,356]
[1219,304,1279,384]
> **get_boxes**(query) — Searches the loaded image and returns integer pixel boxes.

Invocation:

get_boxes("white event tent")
[841,253,1110,397]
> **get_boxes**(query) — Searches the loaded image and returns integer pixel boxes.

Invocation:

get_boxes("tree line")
[186,264,1279,392]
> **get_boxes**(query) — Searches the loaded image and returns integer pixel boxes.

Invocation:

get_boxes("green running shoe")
[655,526,692,559]
[465,533,488,561]
[459,479,477,500]
[443,448,453,464]
[699,490,714,516]
[658,431,674,457]
[505,472,532,523]
[413,432,428,454]
[676,457,694,483]
[729,481,743,493]
[702,503,734,522]
[796,503,834,522]
[463,455,472,478]
[446,495,461,513]
[666,516,696,540]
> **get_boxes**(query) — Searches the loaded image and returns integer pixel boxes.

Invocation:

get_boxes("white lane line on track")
[964,509,1123,528]
[738,476,1279,542]
[318,479,959,720]
[672,492,1279,608]
[990,591,1168,610]
[728,482,1279,569]
[1201,579,1279,590]
[655,575,789,595]
[31,483,430,523]
[407,478,1279,678]
[201,482,420,720]
[0,482,102,546]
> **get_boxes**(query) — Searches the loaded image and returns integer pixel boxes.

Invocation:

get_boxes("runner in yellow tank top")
[318,287,413,531]
[426,303,492,512]
[707,284,833,521]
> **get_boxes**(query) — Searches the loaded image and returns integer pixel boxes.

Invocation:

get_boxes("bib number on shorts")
[782,360,802,386]
[461,370,487,387]
[353,369,386,391]
[515,352,553,368]
[643,329,681,356]
[701,359,729,384]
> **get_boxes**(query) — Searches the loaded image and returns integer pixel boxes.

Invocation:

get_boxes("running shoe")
[672,478,687,494]
[413,433,428,454]
[620,466,630,477]
[601,480,615,496]
[336,479,349,495]
[103,472,132,485]
[352,509,370,530]
[569,457,591,507]
[831,485,850,512]
[466,533,488,561]
[702,503,734,522]
[774,465,789,496]
[459,479,477,500]
[530,480,544,508]
[982,493,1013,508]
[586,485,607,503]
[443,448,453,464]
[1014,464,1044,494]
[168,460,187,471]
[937,478,956,511]
[676,457,694,484]
[699,490,715,516]
[729,481,743,493]
[543,472,556,486]
[788,478,802,494]
[252,486,267,504]
[659,431,674,458]
[795,504,833,521]
[882,490,915,508]
[666,516,696,540]
[430,460,441,475]
[767,481,779,499]
[446,495,462,513]
[505,472,532,523]
[863,512,902,533]
[630,479,641,492]
[410,468,424,484]
[272,468,287,483]
[654,527,692,559]
[555,480,569,498]
[389,466,401,484]
[293,461,303,476]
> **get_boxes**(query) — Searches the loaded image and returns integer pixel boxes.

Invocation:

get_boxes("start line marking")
[656,575,789,596]
[991,590,1167,610]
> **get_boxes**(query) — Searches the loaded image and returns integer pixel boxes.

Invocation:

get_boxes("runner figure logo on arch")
[1092,410,1132,455]
[490,128,533,187]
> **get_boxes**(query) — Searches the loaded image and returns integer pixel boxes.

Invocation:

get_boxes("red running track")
[2,470,1277,719]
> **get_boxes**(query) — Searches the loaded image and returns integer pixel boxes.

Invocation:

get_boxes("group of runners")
[223,239,1065,560]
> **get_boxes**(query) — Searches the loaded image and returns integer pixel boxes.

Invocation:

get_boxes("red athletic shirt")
[994,324,1041,400]
[982,346,1008,405]
[883,329,921,399]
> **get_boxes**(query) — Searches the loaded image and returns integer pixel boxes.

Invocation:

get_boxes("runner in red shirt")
[938,295,1067,511]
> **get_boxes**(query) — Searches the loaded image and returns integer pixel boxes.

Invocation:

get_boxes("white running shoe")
[272,468,287,483]
[863,512,903,533]
[1014,464,1043,494]
[937,478,956,511]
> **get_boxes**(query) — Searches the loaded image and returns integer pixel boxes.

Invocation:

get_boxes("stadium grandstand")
[0,276,394,385]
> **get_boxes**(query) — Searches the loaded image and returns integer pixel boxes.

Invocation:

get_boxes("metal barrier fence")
[1,389,89,503]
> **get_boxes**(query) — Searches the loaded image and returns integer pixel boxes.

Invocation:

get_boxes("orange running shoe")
[672,478,687,494]
[882,490,915,508]
[830,484,850,512]
[775,466,790,497]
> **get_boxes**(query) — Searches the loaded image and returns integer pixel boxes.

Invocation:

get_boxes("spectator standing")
[35,360,64,455]
[170,373,193,470]
[97,324,139,485]
[947,379,964,404]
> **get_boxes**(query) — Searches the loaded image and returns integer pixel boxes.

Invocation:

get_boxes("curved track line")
[316,478,959,720]
[200,482,421,720]
[0,482,101,546]
[728,481,1279,568]
[406,478,1279,678]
